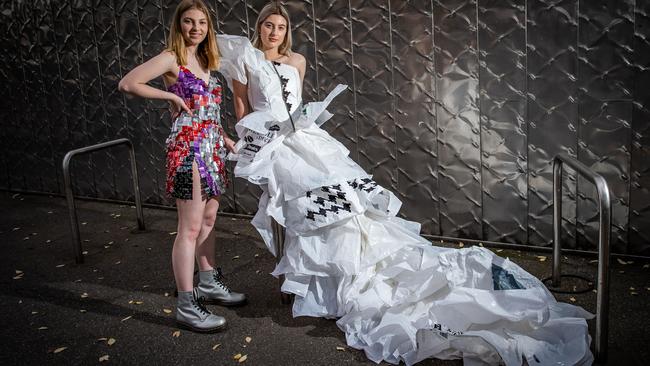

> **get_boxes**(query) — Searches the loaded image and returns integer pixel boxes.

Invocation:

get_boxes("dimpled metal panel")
[630,2,650,255]
[434,0,483,239]
[0,0,9,190]
[2,0,650,255]
[314,0,358,158]
[391,0,439,234]
[526,0,579,248]
[577,0,634,252]
[351,0,398,193]
[478,0,527,243]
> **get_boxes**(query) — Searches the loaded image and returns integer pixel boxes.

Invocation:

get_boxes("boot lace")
[213,267,232,293]
[191,290,211,316]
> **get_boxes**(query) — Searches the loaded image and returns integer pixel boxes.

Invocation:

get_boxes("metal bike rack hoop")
[62,138,145,264]
[552,152,611,363]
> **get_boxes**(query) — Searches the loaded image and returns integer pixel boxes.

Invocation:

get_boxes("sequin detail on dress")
[165,65,229,200]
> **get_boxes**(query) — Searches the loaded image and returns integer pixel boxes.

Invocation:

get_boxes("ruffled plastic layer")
[215,33,594,366]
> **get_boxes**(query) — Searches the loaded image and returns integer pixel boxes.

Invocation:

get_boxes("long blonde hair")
[166,0,220,69]
[251,2,293,55]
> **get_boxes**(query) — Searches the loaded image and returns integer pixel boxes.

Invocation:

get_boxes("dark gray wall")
[1,0,649,255]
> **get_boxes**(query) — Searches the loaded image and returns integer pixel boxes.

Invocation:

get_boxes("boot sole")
[202,298,248,307]
[176,320,227,333]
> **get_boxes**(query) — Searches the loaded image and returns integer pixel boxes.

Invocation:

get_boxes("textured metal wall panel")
[3,0,650,254]
[216,0,262,214]
[215,0,248,35]
[434,0,483,238]
[7,1,29,191]
[25,0,59,193]
[70,0,102,199]
[0,0,8,190]
[114,0,145,201]
[91,0,121,199]
[526,0,578,248]
[630,1,650,255]
[57,0,96,197]
[391,0,439,234]
[577,0,634,252]
[478,0,527,243]
[314,1,358,158]
[351,0,397,192]
[137,0,168,205]
[285,0,318,101]
[36,0,64,194]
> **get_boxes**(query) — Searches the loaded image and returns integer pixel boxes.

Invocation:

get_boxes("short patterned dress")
[165,65,229,200]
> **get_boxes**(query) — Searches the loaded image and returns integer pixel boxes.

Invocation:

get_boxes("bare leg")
[172,162,207,292]
[196,197,220,271]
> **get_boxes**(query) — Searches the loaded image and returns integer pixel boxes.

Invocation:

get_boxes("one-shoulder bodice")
[216,34,301,122]
[247,60,301,118]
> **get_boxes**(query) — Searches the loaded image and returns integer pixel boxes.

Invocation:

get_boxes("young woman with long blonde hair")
[119,0,246,333]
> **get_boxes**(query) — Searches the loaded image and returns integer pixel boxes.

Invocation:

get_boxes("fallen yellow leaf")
[239,355,248,363]
[169,232,177,235]
[234,353,242,360]
[458,242,464,248]
[121,316,132,322]
[631,292,639,296]
[569,297,576,302]
[163,309,172,314]
[232,255,240,260]
[107,338,116,346]
[53,347,67,354]
[81,293,89,298]
[212,343,221,350]
[630,287,636,291]
[172,330,181,337]
[336,346,346,351]
[134,301,143,305]
[99,355,109,362]
[537,256,547,262]
[15,270,23,274]
[245,336,252,343]
[617,258,627,265]
[97,338,107,342]
[38,326,48,330]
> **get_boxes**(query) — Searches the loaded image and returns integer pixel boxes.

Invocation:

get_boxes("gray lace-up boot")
[176,288,227,333]
[196,268,247,306]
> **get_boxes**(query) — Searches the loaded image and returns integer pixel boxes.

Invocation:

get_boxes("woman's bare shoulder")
[288,52,306,65]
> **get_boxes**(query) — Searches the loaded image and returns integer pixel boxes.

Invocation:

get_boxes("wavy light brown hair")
[251,2,293,56]
[166,0,220,70]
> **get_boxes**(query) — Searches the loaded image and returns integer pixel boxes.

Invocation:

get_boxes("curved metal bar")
[62,138,145,264]
[552,152,611,362]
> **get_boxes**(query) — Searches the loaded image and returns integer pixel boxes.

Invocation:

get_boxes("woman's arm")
[233,79,250,121]
[118,51,191,115]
